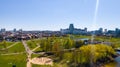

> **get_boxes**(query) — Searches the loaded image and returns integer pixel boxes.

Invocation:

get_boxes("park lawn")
[32,64,51,67]
[0,41,14,49]
[32,63,68,67]
[0,54,27,67]
[32,64,52,67]
[31,54,41,58]
[26,40,38,50]
[7,42,25,53]
[33,47,43,52]
[6,42,15,47]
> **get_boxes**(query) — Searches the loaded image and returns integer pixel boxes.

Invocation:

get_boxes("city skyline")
[0,0,120,31]
[0,24,119,32]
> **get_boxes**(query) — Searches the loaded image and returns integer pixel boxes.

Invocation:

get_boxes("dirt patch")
[30,57,53,66]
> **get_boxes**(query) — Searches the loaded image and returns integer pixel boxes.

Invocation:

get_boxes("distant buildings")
[19,29,23,32]
[91,28,103,36]
[13,28,17,32]
[0,24,120,42]
[105,28,120,37]
[61,24,87,35]
[1,28,6,33]
[60,24,120,37]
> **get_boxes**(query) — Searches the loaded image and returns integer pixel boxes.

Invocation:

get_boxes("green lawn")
[32,63,68,67]
[7,42,25,53]
[0,42,25,54]
[31,54,41,58]
[32,64,52,67]
[26,40,38,50]
[0,54,27,67]
[0,41,14,49]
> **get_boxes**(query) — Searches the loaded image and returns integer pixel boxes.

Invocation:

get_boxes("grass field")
[32,63,68,67]
[0,41,27,67]
[7,42,25,53]
[26,40,39,50]
[0,54,27,67]
[0,41,14,49]
[0,42,25,54]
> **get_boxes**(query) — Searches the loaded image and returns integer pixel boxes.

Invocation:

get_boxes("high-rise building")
[13,28,17,32]
[99,28,103,33]
[84,27,87,32]
[104,29,107,33]
[19,29,22,32]
[104,29,107,35]
[1,28,6,33]
[69,24,74,34]
[115,28,119,32]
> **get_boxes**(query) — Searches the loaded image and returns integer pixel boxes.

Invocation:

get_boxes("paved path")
[1,42,19,50]
[22,40,32,67]
[1,52,25,55]
[22,41,33,55]
[32,44,40,51]
[22,40,47,67]
[7,42,19,49]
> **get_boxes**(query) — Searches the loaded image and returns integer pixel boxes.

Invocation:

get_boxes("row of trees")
[39,37,84,52]
[29,37,115,66]
[61,44,115,67]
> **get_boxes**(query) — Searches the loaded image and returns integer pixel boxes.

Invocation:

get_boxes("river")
[105,52,120,67]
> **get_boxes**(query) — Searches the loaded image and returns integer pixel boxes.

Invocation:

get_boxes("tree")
[64,38,75,49]
[52,40,61,56]
[79,44,115,64]
[75,40,84,48]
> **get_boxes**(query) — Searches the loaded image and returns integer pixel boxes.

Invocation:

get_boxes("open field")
[0,54,27,67]
[0,42,25,54]
[0,41,14,49]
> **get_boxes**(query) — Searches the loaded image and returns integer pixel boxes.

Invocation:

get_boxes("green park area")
[0,35,120,67]
[0,41,14,49]
[0,41,26,67]
[0,54,27,67]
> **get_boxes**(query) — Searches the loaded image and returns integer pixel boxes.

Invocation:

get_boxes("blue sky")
[0,0,120,31]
